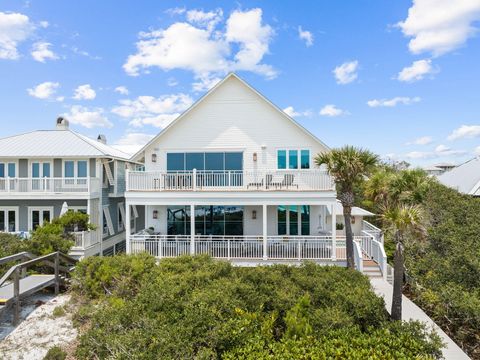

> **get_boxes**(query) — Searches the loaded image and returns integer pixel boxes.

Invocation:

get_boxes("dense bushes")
[405,182,480,358]
[71,255,442,359]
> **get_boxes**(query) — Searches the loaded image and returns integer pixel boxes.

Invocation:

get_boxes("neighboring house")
[438,157,480,196]
[422,165,445,176]
[0,117,141,258]
[125,73,386,277]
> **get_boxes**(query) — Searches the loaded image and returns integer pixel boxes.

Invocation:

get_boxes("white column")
[331,202,337,261]
[190,204,195,255]
[126,202,131,254]
[263,204,267,260]
[297,205,302,236]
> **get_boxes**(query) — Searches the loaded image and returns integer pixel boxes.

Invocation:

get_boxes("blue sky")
[1,1,480,166]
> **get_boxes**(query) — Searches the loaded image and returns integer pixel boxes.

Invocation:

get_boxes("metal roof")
[437,157,480,195]
[0,129,131,160]
[326,201,375,216]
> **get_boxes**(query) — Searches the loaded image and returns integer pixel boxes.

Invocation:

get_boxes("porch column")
[331,202,337,261]
[297,205,302,236]
[125,201,131,254]
[190,204,195,255]
[263,204,267,260]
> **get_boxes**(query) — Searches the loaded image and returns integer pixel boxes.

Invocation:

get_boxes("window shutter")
[103,207,115,235]
[102,160,114,186]
[132,205,139,218]
[119,203,126,227]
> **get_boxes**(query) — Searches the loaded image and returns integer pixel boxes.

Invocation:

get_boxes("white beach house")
[0,118,139,258]
[125,73,386,276]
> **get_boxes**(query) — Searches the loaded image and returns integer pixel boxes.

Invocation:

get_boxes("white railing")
[353,240,364,272]
[127,169,334,192]
[72,231,100,249]
[386,263,394,284]
[358,231,388,280]
[129,234,354,261]
[0,177,100,194]
[362,220,383,244]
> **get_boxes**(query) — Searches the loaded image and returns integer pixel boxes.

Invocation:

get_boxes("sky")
[1,1,480,167]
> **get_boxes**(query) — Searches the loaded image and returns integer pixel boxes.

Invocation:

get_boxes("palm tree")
[381,204,426,320]
[315,146,379,269]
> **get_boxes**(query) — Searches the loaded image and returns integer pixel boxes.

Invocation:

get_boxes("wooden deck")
[0,275,56,312]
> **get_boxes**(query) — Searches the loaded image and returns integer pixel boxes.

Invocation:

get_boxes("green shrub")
[52,305,66,318]
[72,255,441,359]
[43,346,66,360]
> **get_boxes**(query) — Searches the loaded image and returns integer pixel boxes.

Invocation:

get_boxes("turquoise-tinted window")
[0,164,4,178]
[289,150,298,169]
[65,161,74,177]
[7,163,15,177]
[224,152,243,170]
[301,150,310,169]
[167,153,185,171]
[205,152,224,170]
[186,153,204,171]
[43,163,51,177]
[277,150,286,169]
[32,163,40,178]
[77,161,87,177]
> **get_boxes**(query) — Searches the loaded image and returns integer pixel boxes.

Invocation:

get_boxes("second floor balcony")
[127,169,335,192]
[0,177,101,196]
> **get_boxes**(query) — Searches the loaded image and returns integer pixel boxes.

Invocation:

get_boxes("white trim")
[131,73,330,161]
[28,206,54,231]
[0,206,19,232]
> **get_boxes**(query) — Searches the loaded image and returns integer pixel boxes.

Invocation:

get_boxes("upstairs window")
[277,149,310,169]
[167,152,243,172]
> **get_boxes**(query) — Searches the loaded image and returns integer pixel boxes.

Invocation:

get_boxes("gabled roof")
[437,157,480,195]
[132,72,330,161]
[0,129,132,161]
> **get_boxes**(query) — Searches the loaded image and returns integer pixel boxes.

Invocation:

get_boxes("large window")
[64,160,88,178]
[0,208,18,232]
[277,149,310,169]
[167,152,243,172]
[277,205,310,235]
[29,208,52,230]
[167,205,243,236]
[0,162,16,177]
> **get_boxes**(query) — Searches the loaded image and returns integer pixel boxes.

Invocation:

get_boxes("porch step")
[363,259,383,278]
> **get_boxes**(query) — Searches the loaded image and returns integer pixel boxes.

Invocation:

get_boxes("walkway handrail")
[353,241,363,272]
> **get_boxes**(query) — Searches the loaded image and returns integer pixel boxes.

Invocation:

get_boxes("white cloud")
[112,93,193,128]
[114,86,129,95]
[186,8,223,30]
[0,11,34,59]
[73,84,96,100]
[367,96,421,107]
[123,8,276,88]
[406,144,466,159]
[319,104,347,117]
[283,106,311,118]
[192,75,222,92]
[333,60,359,84]
[408,136,433,145]
[167,77,178,87]
[27,81,61,100]
[475,146,480,156]
[298,26,313,47]
[447,125,480,140]
[39,21,49,28]
[31,41,58,62]
[63,105,112,128]
[398,0,480,56]
[112,132,155,155]
[397,59,435,82]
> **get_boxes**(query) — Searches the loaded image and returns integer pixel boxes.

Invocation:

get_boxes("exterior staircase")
[363,258,383,278]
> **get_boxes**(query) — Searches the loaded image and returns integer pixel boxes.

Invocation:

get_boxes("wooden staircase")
[363,258,383,278]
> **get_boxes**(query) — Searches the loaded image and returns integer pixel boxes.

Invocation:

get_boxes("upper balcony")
[127,169,335,192]
[0,177,101,198]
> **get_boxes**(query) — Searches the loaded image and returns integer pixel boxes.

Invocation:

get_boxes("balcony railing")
[128,235,366,261]
[127,169,334,192]
[0,177,100,194]
[72,231,100,249]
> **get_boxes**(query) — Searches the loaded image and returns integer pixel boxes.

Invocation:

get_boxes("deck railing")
[127,169,334,192]
[0,177,100,194]
[359,231,387,280]
[72,231,100,249]
[129,234,354,261]
[362,220,383,244]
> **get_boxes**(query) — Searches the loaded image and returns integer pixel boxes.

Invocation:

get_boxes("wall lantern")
[351,216,356,224]
[253,152,258,162]
[252,210,257,220]
[151,153,157,163]
[153,210,158,219]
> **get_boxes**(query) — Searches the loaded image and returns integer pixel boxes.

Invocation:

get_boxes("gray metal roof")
[437,157,480,195]
[327,201,375,216]
[0,129,131,160]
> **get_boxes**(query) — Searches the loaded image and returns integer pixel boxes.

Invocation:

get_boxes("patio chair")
[271,174,298,189]
[247,178,264,189]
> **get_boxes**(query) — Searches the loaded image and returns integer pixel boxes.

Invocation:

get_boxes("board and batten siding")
[142,76,329,172]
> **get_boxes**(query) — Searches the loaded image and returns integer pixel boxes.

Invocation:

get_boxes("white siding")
[143,76,328,172]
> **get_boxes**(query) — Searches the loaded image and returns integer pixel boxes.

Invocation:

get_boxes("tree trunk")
[343,207,355,269]
[391,239,404,321]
